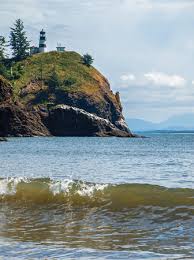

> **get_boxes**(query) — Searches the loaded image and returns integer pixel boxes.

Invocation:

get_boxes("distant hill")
[158,114,194,130]
[127,114,194,132]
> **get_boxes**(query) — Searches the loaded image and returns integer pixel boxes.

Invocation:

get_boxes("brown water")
[0,178,194,259]
[0,135,194,259]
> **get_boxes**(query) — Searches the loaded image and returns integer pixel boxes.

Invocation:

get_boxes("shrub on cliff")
[0,64,8,79]
[47,69,61,92]
[64,77,76,87]
[81,53,94,67]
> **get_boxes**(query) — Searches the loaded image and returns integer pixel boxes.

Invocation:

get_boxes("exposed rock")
[0,52,135,137]
[0,137,7,141]
[115,92,122,111]
[47,105,134,137]
[16,52,131,133]
[20,81,43,97]
[0,76,13,102]
[51,90,125,127]
[0,102,50,137]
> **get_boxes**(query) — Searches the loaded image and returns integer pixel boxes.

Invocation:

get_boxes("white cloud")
[1,0,194,121]
[144,72,186,87]
[192,81,194,85]
[120,72,187,88]
[118,71,194,121]
[133,0,194,11]
[120,74,136,81]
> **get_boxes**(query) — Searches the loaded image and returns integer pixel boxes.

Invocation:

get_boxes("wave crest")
[0,178,194,209]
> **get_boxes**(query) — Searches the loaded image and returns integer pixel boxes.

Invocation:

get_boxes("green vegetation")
[0,64,8,79]
[7,51,117,109]
[0,18,95,87]
[81,53,94,67]
[64,77,76,87]
[0,36,9,78]
[12,51,97,96]
[10,19,30,61]
[0,36,7,61]
[0,19,30,80]
[47,69,61,92]
[0,19,118,111]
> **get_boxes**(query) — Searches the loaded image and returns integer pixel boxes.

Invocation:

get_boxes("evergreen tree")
[0,64,8,78]
[0,36,7,61]
[64,77,76,87]
[81,53,94,67]
[0,36,9,78]
[48,69,61,92]
[10,19,30,61]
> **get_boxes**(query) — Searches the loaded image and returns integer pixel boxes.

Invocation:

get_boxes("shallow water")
[0,133,194,259]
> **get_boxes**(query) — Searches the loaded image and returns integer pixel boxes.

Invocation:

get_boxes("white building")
[56,43,65,52]
[30,29,47,55]
[30,30,66,55]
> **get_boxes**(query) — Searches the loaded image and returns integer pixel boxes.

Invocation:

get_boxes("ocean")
[0,133,194,259]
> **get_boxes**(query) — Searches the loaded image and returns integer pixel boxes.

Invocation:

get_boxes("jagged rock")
[0,52,135,138]
[0,137,7,141]
[47,105,134,137]
[0,102,50,137]
[0,76,13,102]
[16,52,132,135]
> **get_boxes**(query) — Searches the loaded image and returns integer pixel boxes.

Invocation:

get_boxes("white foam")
[77,182,108,197]
[55,105,116,128]
[49,179,74,195]
[0,178,108,198]
[0,177,28,195]
[49,179,108,197]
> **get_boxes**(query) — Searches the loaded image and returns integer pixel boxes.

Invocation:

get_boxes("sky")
[0,0,194,122]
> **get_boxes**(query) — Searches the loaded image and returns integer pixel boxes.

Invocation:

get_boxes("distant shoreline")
[135,130,194,134]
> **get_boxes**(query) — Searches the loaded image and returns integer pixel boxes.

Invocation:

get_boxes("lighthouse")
[39,29,47,53]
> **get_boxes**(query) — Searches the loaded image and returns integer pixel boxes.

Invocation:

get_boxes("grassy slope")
[11,51,118,109]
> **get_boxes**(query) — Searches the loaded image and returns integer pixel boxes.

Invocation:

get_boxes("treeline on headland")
[0,19,94,81]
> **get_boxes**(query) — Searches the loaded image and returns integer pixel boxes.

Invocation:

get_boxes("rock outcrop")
[0,76,13,102]
[47,105,133,137]
[0,137,7,141]
[0,102,50,137]
[0,76,50,137]
[0,52,135,137]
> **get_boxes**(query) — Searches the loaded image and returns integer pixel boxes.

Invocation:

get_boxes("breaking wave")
[0,178,194,209]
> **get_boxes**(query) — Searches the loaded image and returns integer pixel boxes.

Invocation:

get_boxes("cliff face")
[47,105,131,137]
[0,76,50,137]
[0,76,12,102]
[0,52,134,137]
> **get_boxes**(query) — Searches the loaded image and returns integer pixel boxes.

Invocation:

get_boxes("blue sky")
[1,0,194,122]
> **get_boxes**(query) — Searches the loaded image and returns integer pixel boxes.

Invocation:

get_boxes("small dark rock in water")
[0,137,7,142]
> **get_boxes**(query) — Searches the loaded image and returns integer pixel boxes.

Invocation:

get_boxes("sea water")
[0,133,194,259]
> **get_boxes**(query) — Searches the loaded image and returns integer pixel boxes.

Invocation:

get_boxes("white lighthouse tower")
[39,29,47,53]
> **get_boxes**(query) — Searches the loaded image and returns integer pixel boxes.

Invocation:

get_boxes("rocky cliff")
[0,52,134,137]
